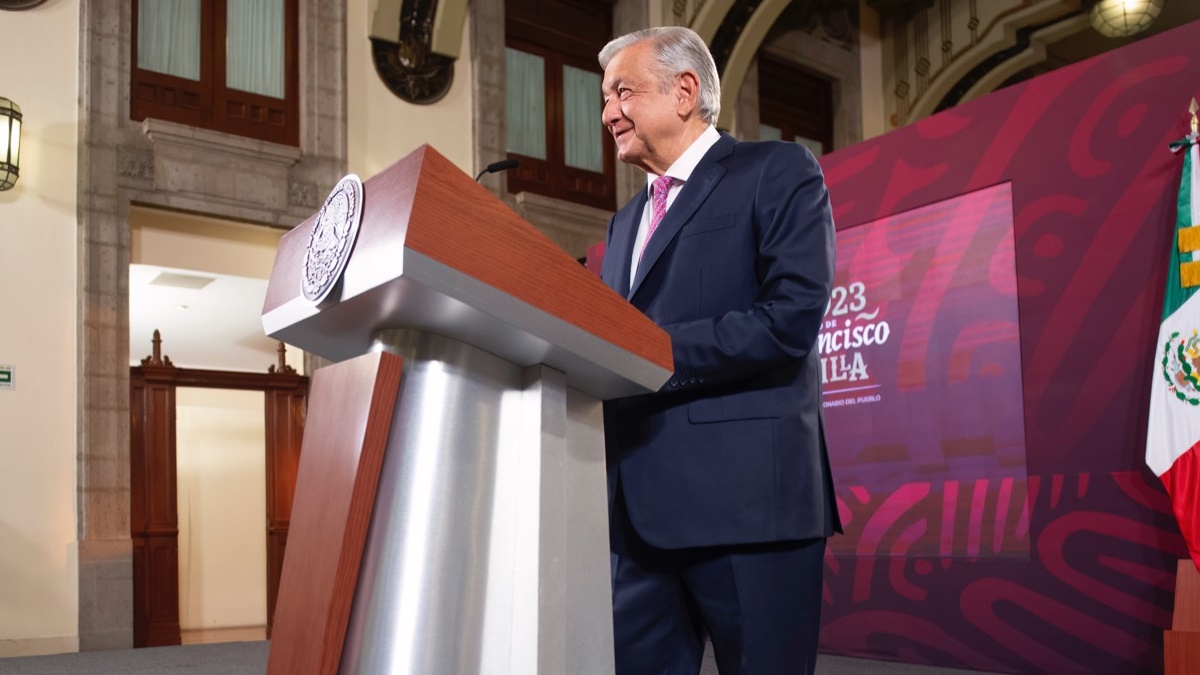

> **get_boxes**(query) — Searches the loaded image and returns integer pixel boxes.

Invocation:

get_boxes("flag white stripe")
[1147,140,1200,477]
[1146,295,1200,475]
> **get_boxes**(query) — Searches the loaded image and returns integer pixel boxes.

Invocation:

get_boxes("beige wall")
[131,207,284,279]
[176,388,268,631]
[347,2,475,180]
[0,0,81,658]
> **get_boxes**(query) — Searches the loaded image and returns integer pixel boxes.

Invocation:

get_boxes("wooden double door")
[130,353,308,647]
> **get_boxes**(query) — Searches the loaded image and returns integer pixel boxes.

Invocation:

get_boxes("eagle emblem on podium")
[302,174,364,304]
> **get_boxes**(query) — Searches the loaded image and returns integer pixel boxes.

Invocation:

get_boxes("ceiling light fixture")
[1088,0,1165,38]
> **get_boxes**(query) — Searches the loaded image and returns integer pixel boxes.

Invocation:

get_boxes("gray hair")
[598,26,721,125]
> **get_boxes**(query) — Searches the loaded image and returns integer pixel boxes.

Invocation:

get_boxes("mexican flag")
[1147,128,1200,572]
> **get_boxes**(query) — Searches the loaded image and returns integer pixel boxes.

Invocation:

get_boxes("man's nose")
[602,96,621,127]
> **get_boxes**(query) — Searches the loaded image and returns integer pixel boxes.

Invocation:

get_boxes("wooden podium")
[260,145,671,675]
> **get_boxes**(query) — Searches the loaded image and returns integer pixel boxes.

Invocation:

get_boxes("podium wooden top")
[262,145,671,399]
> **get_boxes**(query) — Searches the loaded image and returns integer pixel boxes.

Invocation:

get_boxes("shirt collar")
[646,125,721,193]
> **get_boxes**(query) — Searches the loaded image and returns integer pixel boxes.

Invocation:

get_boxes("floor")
[0,642,999,675]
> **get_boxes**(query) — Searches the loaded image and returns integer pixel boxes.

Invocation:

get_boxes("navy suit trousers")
[610,487,827,675]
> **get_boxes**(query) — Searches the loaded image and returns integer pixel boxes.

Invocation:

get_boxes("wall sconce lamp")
[0,97,21,191]
[1087,0,1165,39]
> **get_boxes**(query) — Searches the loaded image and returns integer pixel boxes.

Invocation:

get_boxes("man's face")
[601,41,683,175]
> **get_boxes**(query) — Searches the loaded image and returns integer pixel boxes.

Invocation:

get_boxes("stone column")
[77,0,134,650]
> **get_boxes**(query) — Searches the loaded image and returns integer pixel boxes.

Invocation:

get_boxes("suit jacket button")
[669,376,679,387]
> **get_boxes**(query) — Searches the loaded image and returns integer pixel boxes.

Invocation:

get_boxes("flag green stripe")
[1164,144,1197,321]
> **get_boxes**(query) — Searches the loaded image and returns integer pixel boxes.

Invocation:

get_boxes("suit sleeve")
[662,142,834,387]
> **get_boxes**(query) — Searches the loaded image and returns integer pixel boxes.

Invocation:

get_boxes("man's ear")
[676,70,701,118]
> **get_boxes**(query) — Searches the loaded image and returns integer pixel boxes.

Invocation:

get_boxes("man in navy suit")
[598,26,840,675]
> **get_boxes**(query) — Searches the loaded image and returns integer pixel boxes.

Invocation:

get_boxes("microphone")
[475,158,520,182]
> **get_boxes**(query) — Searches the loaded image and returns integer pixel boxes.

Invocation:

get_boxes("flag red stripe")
[1161,441,1200,573]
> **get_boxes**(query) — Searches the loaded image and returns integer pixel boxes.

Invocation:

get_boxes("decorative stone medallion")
[302,174,364,305]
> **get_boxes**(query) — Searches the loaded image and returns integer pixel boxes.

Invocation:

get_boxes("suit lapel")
[628,134,736,300]
[603,189,647,298]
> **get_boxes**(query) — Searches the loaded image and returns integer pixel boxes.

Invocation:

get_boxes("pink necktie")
[640,174,675,261]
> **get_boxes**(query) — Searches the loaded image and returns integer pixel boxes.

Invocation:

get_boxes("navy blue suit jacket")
[602,133,841,550]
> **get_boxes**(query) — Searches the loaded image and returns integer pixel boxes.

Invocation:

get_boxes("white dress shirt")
[629,125,722,281]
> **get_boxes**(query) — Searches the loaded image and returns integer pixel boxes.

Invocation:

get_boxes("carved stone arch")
[925,13,1089,117]
[702,0,861,149]
[883,1,1085,128]
[757,7,864,152]
[688,0,739,42]
[707,0,793,130]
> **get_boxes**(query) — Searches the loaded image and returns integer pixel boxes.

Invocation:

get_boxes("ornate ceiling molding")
[886,0,1088,127]
[933,11,1086,114]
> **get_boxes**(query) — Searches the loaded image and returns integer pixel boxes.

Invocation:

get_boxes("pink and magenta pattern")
[816,21,1200,675]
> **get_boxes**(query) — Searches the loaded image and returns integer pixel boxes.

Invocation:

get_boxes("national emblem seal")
[1162,329,1200,406]
[302,174,364,305]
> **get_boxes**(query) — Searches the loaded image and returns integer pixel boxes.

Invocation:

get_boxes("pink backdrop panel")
[815,19,1200,674]
[822,184,1028,559]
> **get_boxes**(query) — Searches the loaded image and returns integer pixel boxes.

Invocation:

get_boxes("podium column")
[338,330,614,675]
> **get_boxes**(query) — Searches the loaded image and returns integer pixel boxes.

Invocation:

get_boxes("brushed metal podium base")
[338,330,614,675]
